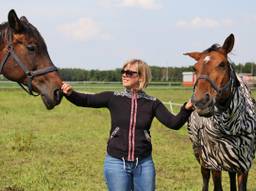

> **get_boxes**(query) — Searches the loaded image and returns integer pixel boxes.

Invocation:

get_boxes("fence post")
[169,101,173,113]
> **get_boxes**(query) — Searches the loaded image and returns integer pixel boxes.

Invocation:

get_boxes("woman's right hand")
[61,82,73,96]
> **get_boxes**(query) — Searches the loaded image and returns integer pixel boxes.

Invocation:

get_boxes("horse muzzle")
[41,88,63,110]
[192,94,215,117]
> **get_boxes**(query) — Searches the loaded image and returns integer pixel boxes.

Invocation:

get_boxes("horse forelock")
[203,44,221,53]
[23,21,43,40]
[18,20,47,51]
[0,20,45,44]
[202,43,232,78]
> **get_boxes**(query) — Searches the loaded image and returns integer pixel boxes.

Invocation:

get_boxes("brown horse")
[185,34,256,191]
[0,10,62,109]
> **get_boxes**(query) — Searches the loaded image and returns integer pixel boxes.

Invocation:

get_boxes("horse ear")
[8,9,24,32]
[222,34,235,54]
[183,52,202,61]
[20,16,29,24]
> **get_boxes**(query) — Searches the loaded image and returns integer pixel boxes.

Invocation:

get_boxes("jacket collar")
[114,88,156,101]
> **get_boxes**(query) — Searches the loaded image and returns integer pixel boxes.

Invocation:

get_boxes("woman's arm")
[61,82,112,108]
[154,99,193,130]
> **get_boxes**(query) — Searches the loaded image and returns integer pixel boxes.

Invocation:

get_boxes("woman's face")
[121,64,140,90]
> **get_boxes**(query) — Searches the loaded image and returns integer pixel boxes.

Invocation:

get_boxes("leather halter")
[193,64,236,96]
[0,28,58,96]
[193,64,237,111]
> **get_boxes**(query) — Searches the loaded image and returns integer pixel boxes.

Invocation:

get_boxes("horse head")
[0,10,63,109]
[184,34,240,117]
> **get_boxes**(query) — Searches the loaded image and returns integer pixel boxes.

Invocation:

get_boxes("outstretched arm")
[154,99,193,130]
[61,82,112,108]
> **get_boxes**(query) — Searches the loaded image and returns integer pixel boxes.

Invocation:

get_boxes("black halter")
[0,28,58,96]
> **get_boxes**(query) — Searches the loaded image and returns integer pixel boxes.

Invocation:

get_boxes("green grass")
[0,86,256,191]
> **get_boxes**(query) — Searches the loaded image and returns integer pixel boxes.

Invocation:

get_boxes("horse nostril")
[54,89,63,103]
[193,93,212,109]
[205,93,210,102]
[191,96,197,105]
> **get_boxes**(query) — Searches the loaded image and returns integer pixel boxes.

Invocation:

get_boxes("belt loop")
[122,157,126,170]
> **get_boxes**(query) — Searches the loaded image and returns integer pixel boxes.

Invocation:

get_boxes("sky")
[1,0,256,70]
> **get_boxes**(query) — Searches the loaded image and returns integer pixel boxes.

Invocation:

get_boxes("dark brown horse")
[185,34,256,191]
[0,10,62,109]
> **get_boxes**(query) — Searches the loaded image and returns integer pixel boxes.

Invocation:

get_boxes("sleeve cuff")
[181,102,194,113]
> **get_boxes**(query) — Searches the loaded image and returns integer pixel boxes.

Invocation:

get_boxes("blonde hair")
[122,59,151,90]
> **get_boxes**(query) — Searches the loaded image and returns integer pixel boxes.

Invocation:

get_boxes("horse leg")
[237,171,248,191]
[201,166,210,191]
[228,171,237,191]
[212,170,223,191]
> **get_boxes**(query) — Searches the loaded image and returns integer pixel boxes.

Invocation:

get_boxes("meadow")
[0,83,256,191]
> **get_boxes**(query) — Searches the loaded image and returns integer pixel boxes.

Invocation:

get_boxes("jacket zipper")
[128,91,137,161]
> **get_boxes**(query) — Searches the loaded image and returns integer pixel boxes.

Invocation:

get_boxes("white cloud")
[98,0,162,10]
[176,17,234,29]
[57,18,110,42]
[120,0,162,9]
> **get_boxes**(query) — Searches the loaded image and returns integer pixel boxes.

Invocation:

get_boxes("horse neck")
[214,80,247,123]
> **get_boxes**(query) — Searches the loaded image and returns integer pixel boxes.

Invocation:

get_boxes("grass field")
[0,84,256,191]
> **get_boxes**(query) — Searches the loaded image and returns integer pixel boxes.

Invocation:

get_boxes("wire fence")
[0,80,190,90]
[0,81,184,113]
[162,101,183,113]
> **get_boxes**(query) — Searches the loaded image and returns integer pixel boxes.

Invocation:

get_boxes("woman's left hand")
[185,99,194,110]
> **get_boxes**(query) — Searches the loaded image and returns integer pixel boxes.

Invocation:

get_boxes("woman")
[61,59,193,191]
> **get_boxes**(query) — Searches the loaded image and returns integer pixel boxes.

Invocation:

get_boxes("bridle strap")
[193,75,231,95]
[30,66,57,77]
[193,65,234,96]
[193,64,237,111]
[0,50,11,73]
[0,28,58,96]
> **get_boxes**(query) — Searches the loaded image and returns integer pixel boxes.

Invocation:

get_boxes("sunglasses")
[121,69,139,77]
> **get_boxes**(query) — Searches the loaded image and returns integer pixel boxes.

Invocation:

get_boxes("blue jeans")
[104,154,155,191]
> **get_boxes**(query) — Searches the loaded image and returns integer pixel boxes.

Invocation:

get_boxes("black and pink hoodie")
[65,89,192,161]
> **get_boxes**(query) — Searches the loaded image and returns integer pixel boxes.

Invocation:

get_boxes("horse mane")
[0,22,8,31]
[0,22,8,45]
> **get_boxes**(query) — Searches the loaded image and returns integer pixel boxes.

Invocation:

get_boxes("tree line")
[58,66,194,82]
[58,62,256,82]
[0,62,255,81]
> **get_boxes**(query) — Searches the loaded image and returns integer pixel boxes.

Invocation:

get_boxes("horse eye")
[218,62,226,68]
[27,44,36,52]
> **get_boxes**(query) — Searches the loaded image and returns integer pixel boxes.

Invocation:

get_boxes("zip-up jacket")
[65,89,192,161]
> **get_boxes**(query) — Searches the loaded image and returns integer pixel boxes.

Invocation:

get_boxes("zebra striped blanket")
[188,77,256,172]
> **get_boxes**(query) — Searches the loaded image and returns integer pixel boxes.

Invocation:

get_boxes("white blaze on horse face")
[204,56,211,64]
